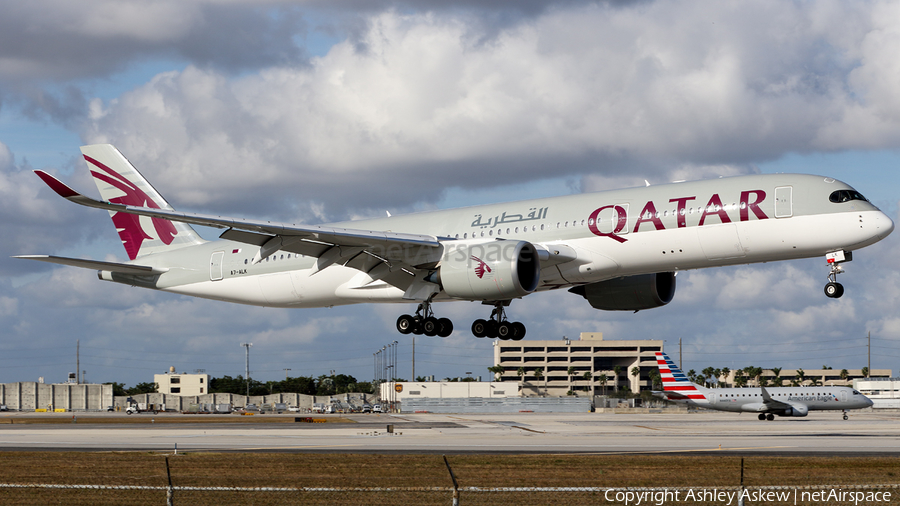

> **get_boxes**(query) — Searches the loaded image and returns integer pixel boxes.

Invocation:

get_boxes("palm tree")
[631,366,641,392]
[687,370,697,383]
[648,370,662,391]
[795,368,806,386]
[861,366,870,378]
[598,373,609,396]
[702,367,716,388]
[733,369,748,388]
[567,366,576,394]
[720,367,730,388]
[840,369,849,384]
[582,371,592,395]
[534,367,545,396]
[613,366,623,393]
[712,369,722,388]
[516,366,526,388]
[771,367,782,385]
[487,365,505,382]
[808,377,821,387]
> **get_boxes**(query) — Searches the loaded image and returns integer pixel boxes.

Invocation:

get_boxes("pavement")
[0,410,897,454]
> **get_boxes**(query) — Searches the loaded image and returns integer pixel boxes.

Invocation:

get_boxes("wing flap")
[14,255,166,275]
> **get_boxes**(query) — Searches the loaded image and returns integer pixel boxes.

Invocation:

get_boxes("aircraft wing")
[760,387,796,411]
[13,255,166,275]
[34,170,442,266]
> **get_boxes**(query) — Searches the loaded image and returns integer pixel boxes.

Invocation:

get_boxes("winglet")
[34,170,80,199]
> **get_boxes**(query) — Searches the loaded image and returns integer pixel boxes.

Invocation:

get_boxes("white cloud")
[74,2,900,221]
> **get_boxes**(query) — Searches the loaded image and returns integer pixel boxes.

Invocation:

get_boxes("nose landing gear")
[471,301,526,340]
[824,251,851,299]
[396,301,453,338]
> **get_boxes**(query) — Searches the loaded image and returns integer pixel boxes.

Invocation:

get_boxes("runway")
[1,410,898,454]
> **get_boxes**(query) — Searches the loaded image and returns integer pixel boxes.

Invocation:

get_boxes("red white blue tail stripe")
[655,351,707,400]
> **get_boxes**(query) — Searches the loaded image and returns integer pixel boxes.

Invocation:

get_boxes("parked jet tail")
[79,144,204,260]
[655,351,709,401]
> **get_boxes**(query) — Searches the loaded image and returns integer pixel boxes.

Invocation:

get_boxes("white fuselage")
[676,386,873,413]
[113,173,893,308]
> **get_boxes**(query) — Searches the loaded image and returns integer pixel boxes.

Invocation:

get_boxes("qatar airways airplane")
[654,352,873,420]
[17,145,893,340]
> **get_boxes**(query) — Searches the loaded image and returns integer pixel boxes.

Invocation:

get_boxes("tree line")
[685,365,866,388]
[108,374,375,397]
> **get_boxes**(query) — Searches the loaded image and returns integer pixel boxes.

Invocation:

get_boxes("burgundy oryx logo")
[84,155,177,260]
[471,255,492,279]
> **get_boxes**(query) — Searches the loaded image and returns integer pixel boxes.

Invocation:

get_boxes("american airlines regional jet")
[17,145,894,340]
[654,352,873,420]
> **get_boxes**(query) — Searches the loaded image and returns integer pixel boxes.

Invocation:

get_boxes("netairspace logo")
[603,488,892,505]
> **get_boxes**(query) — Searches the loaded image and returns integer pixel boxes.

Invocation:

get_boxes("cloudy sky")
[2,0,899,388]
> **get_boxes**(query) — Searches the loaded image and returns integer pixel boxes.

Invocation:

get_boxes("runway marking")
[634,425,663,431]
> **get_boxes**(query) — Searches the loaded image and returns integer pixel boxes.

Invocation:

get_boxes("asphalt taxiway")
[1,410,897,454]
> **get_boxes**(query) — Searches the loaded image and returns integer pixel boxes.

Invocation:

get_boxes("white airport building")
[154,367,210,396]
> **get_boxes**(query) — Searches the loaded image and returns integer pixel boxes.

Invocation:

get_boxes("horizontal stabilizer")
[14,255,166,275]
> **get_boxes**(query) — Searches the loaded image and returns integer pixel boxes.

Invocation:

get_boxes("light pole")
[392,340,398,412]
[283,368,291,381]
[241,343,253,397]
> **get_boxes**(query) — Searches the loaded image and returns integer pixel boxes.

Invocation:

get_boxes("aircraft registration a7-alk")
[654,352,873,420]
[18,145,894,340]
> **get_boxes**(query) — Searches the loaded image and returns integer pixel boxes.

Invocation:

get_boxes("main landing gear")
[824,251,852,299]
[758,413,775,421]
[395,300,527,340]
[471,301,526,341]
[843,410,849,421]
[396,301,453,338]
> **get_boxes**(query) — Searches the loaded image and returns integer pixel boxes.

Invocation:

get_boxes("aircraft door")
[840,390,847,403]
[210,251,224,281]
[774,186,793,218]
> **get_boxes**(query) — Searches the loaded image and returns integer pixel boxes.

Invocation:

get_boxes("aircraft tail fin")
[655,352,709,400]
[80,144,204,260]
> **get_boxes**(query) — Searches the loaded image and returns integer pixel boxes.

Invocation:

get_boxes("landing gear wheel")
[472,319,488,338]
[766,414,775,421]
[497,322,512,340]
[412,317,424,335]
[824,282,844,298]
[843,412,849,421]
[512,322,526,340]
[486,320,499,338]
[758,413,766,421]
[396,314,415,335]
[437,318,453,338]
[423,317,439,337]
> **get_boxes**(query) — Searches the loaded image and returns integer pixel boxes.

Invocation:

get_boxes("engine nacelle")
[436,240,540,300]
[569,272,676,311]
[780,405,809,417]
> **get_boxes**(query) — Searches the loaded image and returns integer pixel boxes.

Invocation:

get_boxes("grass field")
[0,452,897,505]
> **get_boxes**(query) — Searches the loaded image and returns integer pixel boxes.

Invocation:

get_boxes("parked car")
[287,406,301,412]
[372,404,382,413]
[0,404,8,411]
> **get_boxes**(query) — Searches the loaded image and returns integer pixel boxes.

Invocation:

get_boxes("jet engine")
[434,240,540,300]
[568,272,676,311]
[779,405,809,417]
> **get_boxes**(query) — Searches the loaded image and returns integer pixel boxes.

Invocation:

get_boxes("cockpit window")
[829,190,868,203]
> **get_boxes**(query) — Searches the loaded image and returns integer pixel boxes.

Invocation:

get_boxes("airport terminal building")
[492,332,663,397]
